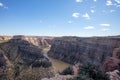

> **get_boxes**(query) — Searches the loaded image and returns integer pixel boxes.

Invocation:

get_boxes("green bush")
[73,62,109,80]
[60,66,74,75]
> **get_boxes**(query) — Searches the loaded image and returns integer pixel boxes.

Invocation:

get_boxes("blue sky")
[0,0,120,36]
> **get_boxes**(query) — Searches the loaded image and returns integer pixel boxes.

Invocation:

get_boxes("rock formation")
[113,48,120,59]
[0,35,53,49]
[11,35,51,48]
[103,47,120,71]
[103,57,120,72]
[0,35,120,80]
[103,47,120,80]
[107,70,120,80]
[0,36,12,44]
[0,37,54,80]
[48,36,120,65]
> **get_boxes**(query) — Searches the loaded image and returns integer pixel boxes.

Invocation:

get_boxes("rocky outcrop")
[0,50,7,78]
[0,38,54,80]
[48,36,120,65]
[103,57,120,72]
[12,35,52,48]
[0,36,11,41]
[0,50,6,67]
[0,49,14,80]
[0,36,11,44]
[0,35,54,48]
[102,47,120,80]
[103,47,120,72]
[113,48,120,59]
[107,70,120,80]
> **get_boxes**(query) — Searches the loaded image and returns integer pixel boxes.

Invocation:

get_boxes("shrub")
[60,66,74,75]
[73,62,109,80]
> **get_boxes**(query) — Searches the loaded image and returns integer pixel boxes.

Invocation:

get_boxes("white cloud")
[106,0,113,6]
[82,13,90,19]
[76,0,83,3]
[115,0,120,4]
[91,9,95,13]
[113,1,120,8]
[93,0,97,2]
[102,9,115,14]
[101,28,110,31]
[84,26,95,30]
[0,2,8,9]
[116,4,120,7]
[0,2,3,7]
[100,24,110,27]
[72,13,80,18]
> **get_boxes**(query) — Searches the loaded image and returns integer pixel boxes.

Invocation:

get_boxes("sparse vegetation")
[60,66,74,75]
[73,62,110,80]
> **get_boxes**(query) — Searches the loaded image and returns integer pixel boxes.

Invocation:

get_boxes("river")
[42,49,70,74]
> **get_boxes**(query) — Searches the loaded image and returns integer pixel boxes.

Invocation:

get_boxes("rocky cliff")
[11,35,52,48]
[103,47,120,71]
[103,47,120,80]
[0,36,11,44]
[48,36,120,65]
[0,37,54,80]
[0,36,11,41]
[0,35,53,49]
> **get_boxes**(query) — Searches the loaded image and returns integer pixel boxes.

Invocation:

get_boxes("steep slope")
[48,36,120,65]
[103,47,120,80]
[0,38,54,80]
[103,47,120,72]
[12,35,51,48]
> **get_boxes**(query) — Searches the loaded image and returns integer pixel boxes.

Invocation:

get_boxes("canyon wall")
[0,37,54,80]
[0,35,54,48]
[48,36,120,65]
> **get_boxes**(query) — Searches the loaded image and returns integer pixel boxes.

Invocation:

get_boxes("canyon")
[48,36,120,65]
[0,35,54,80]
[0,35,120,80]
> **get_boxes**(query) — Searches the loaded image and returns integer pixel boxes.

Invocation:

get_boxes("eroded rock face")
[0,36,11,41]
[113,48,120,59]
[0,38,54,80]
[0,50,6,67]
[103,57,120,72]
[48,37,120,65]
[0,50,7,79]
[0,49,14,80]
[107,70,120,80]
[103,48,120,72]
[12,35,51,48]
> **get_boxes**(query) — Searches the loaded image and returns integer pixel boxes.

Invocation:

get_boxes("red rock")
[103,57,120,72]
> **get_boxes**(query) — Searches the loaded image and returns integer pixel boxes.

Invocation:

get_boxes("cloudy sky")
[0,0,120,36]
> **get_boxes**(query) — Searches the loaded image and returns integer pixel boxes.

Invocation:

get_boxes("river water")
[42,49,70,73]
